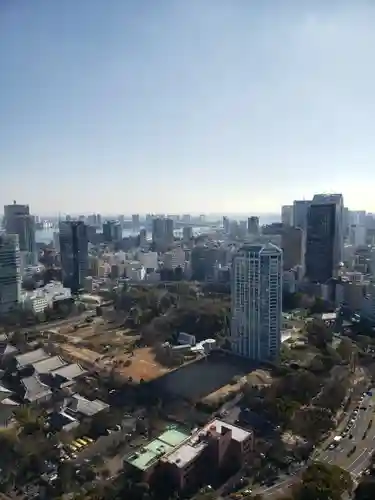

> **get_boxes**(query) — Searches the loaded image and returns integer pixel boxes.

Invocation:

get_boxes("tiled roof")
[16,348,49,367]
[22,375,51,402]
[66,393,109,416]
[32,356,66,374]
[0,343,17,357]
[51,363,86,380]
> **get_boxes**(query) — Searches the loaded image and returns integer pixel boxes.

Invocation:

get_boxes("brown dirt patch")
[113,347,170,382]
[59,343,101,366]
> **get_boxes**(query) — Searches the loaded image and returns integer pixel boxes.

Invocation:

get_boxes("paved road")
[317,390,375,479]
[257,387,375,498]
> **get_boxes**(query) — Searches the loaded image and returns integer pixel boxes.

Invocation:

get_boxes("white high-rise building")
[0,234,21,314]
[230,243,283,361]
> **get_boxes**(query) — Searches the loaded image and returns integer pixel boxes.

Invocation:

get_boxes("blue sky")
[1,0,375,215]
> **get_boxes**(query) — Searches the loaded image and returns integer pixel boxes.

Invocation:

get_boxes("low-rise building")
[21,281,72,314]
[125,420,253,492]
[0,384,19,428]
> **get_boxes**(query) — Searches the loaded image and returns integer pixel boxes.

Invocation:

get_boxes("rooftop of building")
[16,348,50,367]
[126,426,190,471]
[21,281,71,302]
[165,419,252,469]
[65,393,109,417]
[32,355,66,374]
[239,242,282,254]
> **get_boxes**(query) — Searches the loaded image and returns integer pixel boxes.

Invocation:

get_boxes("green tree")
[306,320,333,348]
[294,463,352,500]
[337,337,354,363]
[14,406,45,434]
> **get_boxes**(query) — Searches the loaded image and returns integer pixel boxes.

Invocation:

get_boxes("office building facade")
[103,221,122,242]
[182,226,193,242]
[4,202,36,265]
[152,217,174,246]
[281,205,293,226]
[0,234,21,314]
[59,221,88,294]
[281,226,305,271]
[132,214,140,232]
[305,194,344,283]
[247,216,259,235]
[293,200,311,231]
[231,243,282,361]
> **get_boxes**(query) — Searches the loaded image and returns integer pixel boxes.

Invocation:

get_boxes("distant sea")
[35,215,279,245]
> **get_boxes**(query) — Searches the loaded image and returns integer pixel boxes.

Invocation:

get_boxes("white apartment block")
[231,243,283,361]
[0,234,21,314]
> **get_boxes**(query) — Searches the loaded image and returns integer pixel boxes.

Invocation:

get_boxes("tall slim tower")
[59,221,88,294]
[0,234,21,313]
[231,243,283,361]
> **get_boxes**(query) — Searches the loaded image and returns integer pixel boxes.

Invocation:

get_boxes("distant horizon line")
[34,212,282,219]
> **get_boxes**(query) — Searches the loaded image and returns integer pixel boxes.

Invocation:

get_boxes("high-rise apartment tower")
[231,243,283,361]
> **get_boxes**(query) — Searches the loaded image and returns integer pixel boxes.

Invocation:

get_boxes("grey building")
[0,234,21,314]
[103,221,122,242]
[281,205,293,226]
[293,200,311,231]
[59,221,88,294]
[281,226,305,271]
[247,216,259,235]
[4,202,36,266]
[152,217,174,246]
[132,214,140,232]
[231,243,283,361]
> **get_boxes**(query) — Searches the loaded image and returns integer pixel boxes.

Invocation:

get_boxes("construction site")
[44,316,172,383]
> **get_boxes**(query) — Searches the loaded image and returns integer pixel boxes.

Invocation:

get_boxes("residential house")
[21,375,52,404]
[64,393,109,419]
[15,348,50,369]
[0,384,19,428]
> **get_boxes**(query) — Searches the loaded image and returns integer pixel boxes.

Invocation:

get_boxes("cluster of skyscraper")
[230,194,345,362]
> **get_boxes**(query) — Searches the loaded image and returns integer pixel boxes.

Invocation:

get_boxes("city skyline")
[2,2,375,213]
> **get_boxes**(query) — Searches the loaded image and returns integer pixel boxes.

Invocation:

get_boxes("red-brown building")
[125,419,253,492]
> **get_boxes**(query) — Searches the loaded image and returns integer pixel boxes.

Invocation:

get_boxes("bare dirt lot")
[53,319,173,383]
[114,347,171,382]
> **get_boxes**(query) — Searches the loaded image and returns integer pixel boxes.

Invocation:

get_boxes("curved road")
[257,388,375,498]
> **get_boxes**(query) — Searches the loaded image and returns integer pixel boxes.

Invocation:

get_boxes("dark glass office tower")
[59,221,88,294]
[305,194,343,283]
